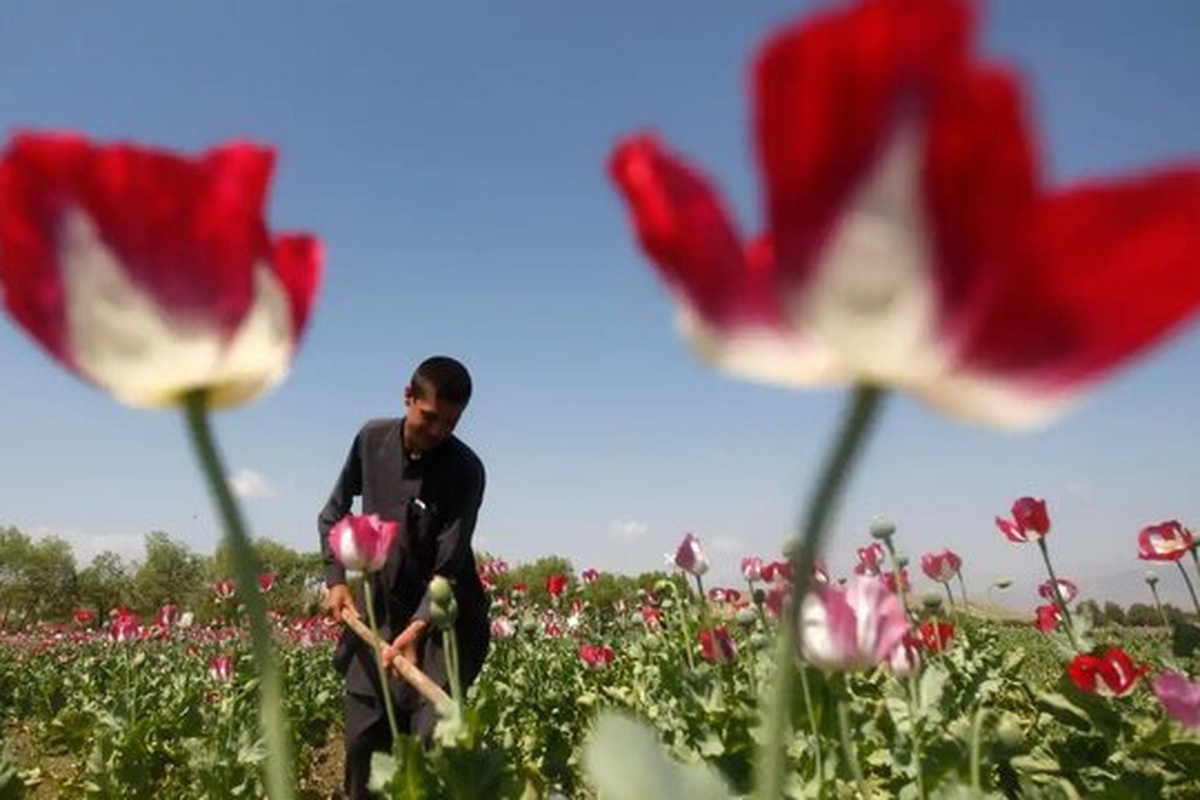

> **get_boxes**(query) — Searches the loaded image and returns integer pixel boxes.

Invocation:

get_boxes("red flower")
[698,625,738,664]
[213,579,236,600]
[761,560,793,583]
[578,644,615,671]
[72,608,94,627]
[1068,648,1149,698]
[110,610,141,642]
[921,549,962,583]
[545,573,568,599]
[882,569,910,594]
[996,497,1051,543]
[154,604,180,629]
[581,568,600,584]
[209,653,235,683]
[1137,520,1195,562]
[855,543,885,576]
[640,605,663,631]
[1034,603,1063,633]
[606,0,1200,428]
[0,133,322,408]
[258,572,276,593]
[918,620,955,652]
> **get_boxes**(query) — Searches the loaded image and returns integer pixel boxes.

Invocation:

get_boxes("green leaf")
[582,710,734,800]
[1035,691,1091,731]
[1171,620,1200,658]
[367,751,400,795]
[920,664,949,711]
[1010,752,1063,774]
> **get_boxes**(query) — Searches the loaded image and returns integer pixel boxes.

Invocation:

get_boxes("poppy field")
[3,513,1200,799]
[2,0,1200,797]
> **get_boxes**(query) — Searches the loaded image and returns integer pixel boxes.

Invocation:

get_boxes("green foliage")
[1128,603,1164,627]
[77,551,135,619]
[0,527,77,626]
[133,531,207,613]
[0,635,340,797]
[1103,602,1127,627]
[2,567,1199,798]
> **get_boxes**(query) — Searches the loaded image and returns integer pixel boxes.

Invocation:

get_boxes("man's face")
[403,385,464,455]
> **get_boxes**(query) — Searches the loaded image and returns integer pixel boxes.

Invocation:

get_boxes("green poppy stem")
[1036,538,1078,651]
[1175,559,1200,615]
[363,584,402,746]
[837,698,868,797]
[183,391,294,799]
[754,384,887,800]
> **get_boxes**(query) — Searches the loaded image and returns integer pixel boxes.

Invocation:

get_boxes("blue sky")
[1,1,1199,609]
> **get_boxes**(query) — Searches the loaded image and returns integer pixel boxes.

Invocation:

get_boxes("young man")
[318,356,490,799]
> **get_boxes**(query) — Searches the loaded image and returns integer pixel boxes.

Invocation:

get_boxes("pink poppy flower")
[921,549,962,583]
[741,556,764,582]
[800,575,909,671]
[490,617,516,640]
[1038,578,1078,604]
[0,133,321,408]
[1152,670,1200,729]
[327,513,399,573]
[110,610,141,643]
[607,0,1200,428]
[209,653,235,682]
[154,604,180,629]
[1068,648,1148,698]
[674,532,709,576]
[1137,521,1195,562]
[886,632,922,677]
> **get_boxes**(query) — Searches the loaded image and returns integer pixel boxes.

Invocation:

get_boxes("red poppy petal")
[0,134,89,362]
[924,67,1039,341]
[754,0,971,283]
[272,234,322,339]
[0,134,275,347]
[960,169,1200,385]
[1067,655,1101,693]
[608,134,778,328]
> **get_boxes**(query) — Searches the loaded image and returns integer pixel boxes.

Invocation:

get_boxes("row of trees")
[0,529,678,630]
[0,525,325,628]
[1076,598,1195,628]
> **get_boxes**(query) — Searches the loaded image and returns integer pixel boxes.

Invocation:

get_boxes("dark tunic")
[318,417,490,724]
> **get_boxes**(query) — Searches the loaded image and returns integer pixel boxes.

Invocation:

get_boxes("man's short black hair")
[410,356,473,406]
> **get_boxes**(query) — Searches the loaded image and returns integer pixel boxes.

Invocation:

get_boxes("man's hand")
[382,620,428,674]
[325,583,357,623]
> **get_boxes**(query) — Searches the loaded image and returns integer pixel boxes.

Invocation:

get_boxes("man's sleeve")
[318,430,364,587]
[413,461,486,624]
